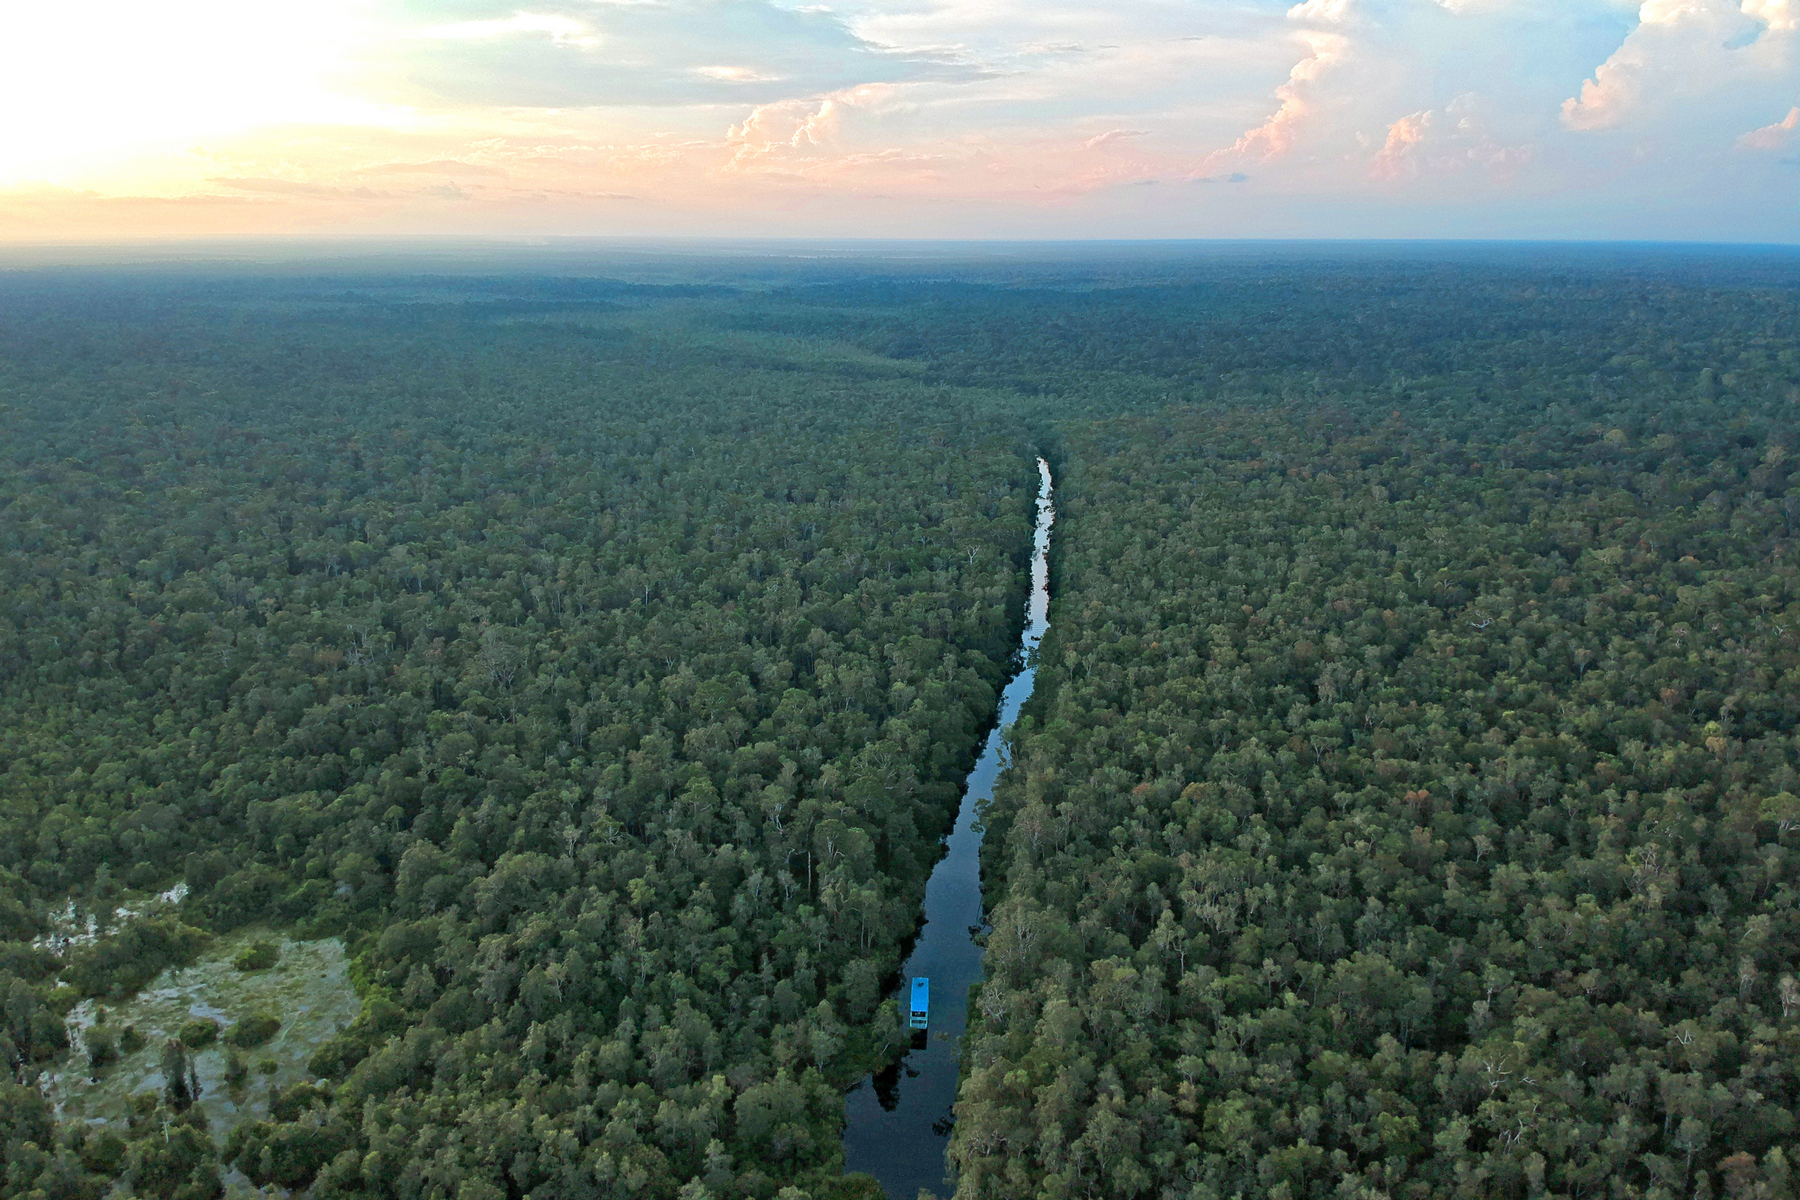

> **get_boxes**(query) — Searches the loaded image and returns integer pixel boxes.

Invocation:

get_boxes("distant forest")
[2,246,1798,1200]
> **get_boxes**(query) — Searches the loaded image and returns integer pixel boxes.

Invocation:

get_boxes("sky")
[1,0,1796,242]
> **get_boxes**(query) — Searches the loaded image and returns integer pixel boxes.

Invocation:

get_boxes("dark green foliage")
[0,1083,110,1200]
[956,406,1800,1198]
[81,1026,115,1074]
[224,1012,280,1049]
[819,1174,888,1200]
[176,1020,217,1050]
[61,919,211,1000]
[159,1039,197,1110]
[0,264,1045,1200]
[1,250,1797,1200]
[0,873,38,943]
[0,977,68,1075]
[306,996,405,1081]
[223,1048,248,1090]
[122,1101,220,1200]
[232,941,279,971]
[0,1084,53,1166]
[224,1084,351,1191]
[72,1128,125,1178]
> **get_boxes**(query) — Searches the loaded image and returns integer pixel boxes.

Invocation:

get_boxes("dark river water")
[841,457,1054,1199]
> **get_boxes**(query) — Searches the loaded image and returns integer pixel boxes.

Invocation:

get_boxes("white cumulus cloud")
[1741,0,1797,31]
[1562,0,1793,130]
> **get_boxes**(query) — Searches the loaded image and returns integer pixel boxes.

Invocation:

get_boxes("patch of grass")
[47,930,360,1139]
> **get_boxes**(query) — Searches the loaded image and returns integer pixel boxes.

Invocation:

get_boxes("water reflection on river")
[841,457,1054,1199]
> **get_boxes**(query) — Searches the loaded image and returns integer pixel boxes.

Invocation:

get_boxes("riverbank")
[841,457,1055,1199]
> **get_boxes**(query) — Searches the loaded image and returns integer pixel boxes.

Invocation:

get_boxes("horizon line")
[4,234,1799,274]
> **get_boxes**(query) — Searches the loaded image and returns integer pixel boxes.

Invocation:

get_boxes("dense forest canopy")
[1,244,1798,1200]
[960,408,1800,1200]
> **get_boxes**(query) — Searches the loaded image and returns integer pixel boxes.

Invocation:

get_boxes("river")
[841,456,1055,1200]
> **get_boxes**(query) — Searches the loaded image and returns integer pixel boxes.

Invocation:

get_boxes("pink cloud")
[1200,30,1350,170]
[1738,105,1800,148]
[1084,129,1149,150]
[1369,96,1533,182]
[1371,110,1431,179]
[719,84,969,184]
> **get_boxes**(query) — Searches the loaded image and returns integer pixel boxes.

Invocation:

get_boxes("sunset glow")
[3,0,1797,241]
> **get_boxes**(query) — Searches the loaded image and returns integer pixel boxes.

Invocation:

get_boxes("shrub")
[177,1019,219,1049]
[84,1025,117,1072]
[233,941,280,971]
[62,917,211,1000]
[226,1011,282,1048]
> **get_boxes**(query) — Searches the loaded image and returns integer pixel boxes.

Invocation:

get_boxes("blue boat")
[908,977,929,1030]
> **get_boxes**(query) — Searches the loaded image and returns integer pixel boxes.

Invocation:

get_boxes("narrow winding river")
[841,457,1055,1200]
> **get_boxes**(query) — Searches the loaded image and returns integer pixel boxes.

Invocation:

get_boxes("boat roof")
[910,977,929,1002]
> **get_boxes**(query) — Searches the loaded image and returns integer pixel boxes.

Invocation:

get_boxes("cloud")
[418,11,600,47]
[528,189,638,200]
[692,66,785,83]
[1742,0,1797,31]
[1371,109,1432,178]
[723,84,911,174]
[10,0,1800,242]
[1201,29,1350,168]
[1016,41,1093,56]
[1286,0,1357,23]
[373,0,986,108]
[210,176,381,198]
[1740,105,1800,147]
[1370,94,1533,180]
[1084,129,1149,149]
[1560,1,1694,130]
[362,159,508,175]
[1561,0,1790,130]
[1192,0,1576,189]
[1,183,258,208]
